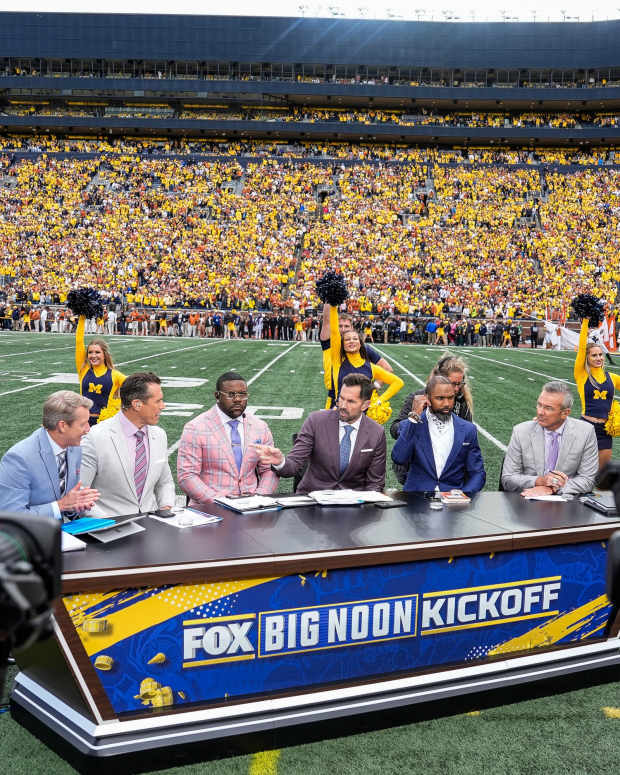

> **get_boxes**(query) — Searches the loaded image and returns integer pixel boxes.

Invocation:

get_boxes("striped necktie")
[57,450,67,496]
[134,429,147,501]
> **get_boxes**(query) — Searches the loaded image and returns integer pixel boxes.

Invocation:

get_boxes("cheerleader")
[75,315,125,426]
[323,305,403,409]
[574,318,620,470]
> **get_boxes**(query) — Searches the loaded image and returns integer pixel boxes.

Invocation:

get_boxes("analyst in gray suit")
[80,372,175,516]
[501,381,598,496]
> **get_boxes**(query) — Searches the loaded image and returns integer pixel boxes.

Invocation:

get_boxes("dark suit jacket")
[278,410,386,493]
[391,411,486,495]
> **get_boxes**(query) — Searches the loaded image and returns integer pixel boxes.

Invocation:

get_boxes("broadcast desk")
[11,492,620,759]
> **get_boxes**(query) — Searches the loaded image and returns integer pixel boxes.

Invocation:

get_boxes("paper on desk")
[61,531,87,552]
[309,489,365,506]
[149,509,222,528]
[524,495,569,502]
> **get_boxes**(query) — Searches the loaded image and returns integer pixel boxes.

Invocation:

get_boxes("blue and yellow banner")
[63,541,612,715]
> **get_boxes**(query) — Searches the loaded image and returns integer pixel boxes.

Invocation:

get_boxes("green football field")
[0,331,619,774]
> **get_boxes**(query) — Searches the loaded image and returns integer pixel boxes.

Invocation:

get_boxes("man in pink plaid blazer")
[177,371,278,507]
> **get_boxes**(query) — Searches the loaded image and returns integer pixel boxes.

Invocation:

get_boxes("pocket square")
[462,442,471,446]
[360,448,374,452]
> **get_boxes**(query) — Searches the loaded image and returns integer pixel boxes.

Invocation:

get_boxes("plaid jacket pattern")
[177,406,278,506]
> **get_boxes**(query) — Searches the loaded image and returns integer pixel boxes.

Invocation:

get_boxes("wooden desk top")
[61,492,620,592]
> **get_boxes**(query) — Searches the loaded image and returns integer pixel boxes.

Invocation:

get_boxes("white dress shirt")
[426,410,455,478]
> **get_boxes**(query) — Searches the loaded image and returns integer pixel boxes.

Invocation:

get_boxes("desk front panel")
[60,538,611,718]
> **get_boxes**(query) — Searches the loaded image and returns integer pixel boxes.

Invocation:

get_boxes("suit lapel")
[212,409,238,472]
[328,412,342,478]
[442,417,463,474]
[419,414,437,477]
[556,420,576,471]
[143,425,161,496]
[531,423,546,474]
[38,429,60,499]
[110,416,137,498]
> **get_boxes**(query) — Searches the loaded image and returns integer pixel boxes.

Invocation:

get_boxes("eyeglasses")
[218,391,249,400]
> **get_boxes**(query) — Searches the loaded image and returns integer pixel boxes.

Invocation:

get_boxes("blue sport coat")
[0,427,81,518]
[391,411,486,495]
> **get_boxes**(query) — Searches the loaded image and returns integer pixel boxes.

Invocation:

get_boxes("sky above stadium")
[0,2,619,23]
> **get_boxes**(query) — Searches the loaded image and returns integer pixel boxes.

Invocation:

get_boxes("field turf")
[0,331,618,773]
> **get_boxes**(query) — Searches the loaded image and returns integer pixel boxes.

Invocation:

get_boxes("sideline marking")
[249,750,281,775]
[375,347,508,452]
[167,341,301,455]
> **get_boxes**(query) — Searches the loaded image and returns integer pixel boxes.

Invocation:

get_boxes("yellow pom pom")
[97,397,121,423]
[605,400,620,437]
[366,390,392,425]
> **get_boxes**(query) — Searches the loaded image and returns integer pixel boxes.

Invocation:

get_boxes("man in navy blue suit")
[0,390,99,520]
[391,375,486,496]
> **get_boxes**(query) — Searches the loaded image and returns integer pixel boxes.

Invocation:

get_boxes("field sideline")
[0,331,619,774]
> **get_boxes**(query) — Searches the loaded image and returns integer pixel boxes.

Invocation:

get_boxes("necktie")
[229,420,243,472]
[57,450,67,496]
[339,425,354,475]
[546,430,560,473]
[134,429,147,501]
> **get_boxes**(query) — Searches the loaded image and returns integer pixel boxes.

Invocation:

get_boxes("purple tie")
[134,429,147,501]
[546,431,560,473]
[229,420,243,472]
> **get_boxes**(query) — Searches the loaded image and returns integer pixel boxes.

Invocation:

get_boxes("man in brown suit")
[254,374,386,493]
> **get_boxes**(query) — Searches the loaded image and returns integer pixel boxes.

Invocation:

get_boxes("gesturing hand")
[252,443,284,466]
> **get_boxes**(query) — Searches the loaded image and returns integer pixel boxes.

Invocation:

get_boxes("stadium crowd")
[0,137,617,322]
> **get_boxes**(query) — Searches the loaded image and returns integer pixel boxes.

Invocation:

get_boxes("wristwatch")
[408,411,421,423]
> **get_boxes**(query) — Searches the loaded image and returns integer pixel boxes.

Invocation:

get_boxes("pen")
[241,506,282,514]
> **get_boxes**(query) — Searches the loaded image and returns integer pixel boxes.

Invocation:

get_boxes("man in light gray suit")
[501,380,598,496]
[254,373,386,494]
[80,372,175,516]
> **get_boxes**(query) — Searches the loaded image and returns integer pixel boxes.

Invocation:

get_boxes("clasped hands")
[58,482,100,513]
[521,470,569,498]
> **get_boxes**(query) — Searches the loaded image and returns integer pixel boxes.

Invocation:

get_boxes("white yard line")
[457,351,576,385]
[166,341,301,455]
[0,340,222,397]
[375,347,508,452]
[116,340,220,368]
[0,345,73,359]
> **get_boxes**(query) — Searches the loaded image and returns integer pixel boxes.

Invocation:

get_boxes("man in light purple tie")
[501,381,598,496]
[177,371,278,507]
[80,372,175,516]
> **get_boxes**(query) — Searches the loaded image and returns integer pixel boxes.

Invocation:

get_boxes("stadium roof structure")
[1,12,619,69]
